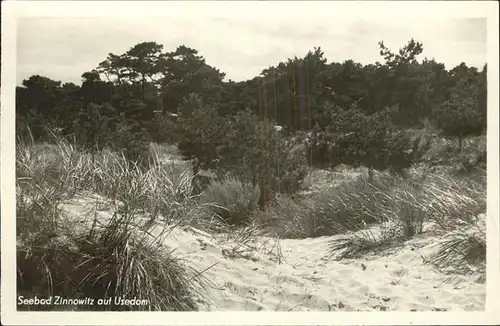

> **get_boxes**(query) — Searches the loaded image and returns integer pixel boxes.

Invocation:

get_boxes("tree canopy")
[16,38,487,177]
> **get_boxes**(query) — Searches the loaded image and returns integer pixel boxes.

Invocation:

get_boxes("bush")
[148,111,183,144]
[176,94,230,175]
[191,170,217,196]
[176,105,308,206]
[105,119,151,165]
[433,72,486,151]
[422,135,486,172]
[200,175,260,226]
[306,108,431,174]
[218,111,308,205]
[276,142,309,194]
[383,128,432,174]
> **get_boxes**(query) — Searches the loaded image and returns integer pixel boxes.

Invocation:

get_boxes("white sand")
[61,194,485,312]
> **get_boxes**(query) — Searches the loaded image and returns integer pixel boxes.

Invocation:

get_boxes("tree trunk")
[458,135,463,152]
[258,183,267,209]
[191,161,202,195]
[141,74,146,102]
[368,167,374,183]
[192,159,200,176]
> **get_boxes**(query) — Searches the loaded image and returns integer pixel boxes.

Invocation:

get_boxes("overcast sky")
[15,2,488,86]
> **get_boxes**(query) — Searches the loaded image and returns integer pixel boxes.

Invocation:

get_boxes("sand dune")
[165,228,484,311]
[62,194,485,312]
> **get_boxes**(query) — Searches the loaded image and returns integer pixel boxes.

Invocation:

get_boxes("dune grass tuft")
[16,133,209,311]
[199,174,260,227]
[266,169,399,239]
[423,222,486,276]
[326,167,486,266]
[420,171,486,277]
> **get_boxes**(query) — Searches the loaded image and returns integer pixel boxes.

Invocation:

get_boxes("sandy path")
[160,228,485,311]
[61,195,485,312]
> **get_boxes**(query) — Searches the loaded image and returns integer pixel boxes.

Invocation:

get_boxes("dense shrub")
[222,112,308,204]
[423,135,487,178]
[104,120,151,165]
[178,107,308,206]
[433,68,486,150]
[306,107,431,174]
[177,94,231,175]
[147,111,182,144]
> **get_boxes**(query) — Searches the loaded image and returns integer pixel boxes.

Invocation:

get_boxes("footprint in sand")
[348,279,364,288]
[282,293,332,311]
[269,274,306,287]
[415,295,436,306]
[220,298,266,311]
[223,281,259,298]
[357,285,370,295]
[375,286,393,296]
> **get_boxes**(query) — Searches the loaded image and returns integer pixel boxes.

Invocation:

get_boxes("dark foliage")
[16,39,486,178]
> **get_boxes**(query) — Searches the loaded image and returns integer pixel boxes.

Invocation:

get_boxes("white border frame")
[2,1,499,325]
